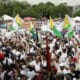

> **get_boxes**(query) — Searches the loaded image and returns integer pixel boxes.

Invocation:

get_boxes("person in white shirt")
[29,56,41,72]
[41,55,47,68]
[59,49,67,64]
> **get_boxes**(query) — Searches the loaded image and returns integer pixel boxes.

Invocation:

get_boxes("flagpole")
[45,36,51,71]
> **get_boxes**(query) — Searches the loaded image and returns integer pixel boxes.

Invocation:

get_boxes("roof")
[23,17,35,21]
[73,16,80,21]
[1,14,14,21]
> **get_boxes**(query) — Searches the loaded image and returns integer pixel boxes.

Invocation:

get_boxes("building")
[72,5,80,14]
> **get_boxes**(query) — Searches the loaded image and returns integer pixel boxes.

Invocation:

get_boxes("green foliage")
[74,11,80,16]
[0,0,72,18]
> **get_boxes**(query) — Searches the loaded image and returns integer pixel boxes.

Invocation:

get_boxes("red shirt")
[71,57,77,63]
[0,53,5,60]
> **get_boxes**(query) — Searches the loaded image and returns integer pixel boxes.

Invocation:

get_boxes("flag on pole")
[64,15,74,38]
[15,14,23,26]
[63,15,71,30]
[49,17,62,38]
[9,14,23,31]
[29,21,37,39]
[29,21,35,33]
[50,16,54,30]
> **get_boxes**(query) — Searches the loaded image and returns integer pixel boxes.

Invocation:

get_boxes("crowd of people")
[0,27,80,80]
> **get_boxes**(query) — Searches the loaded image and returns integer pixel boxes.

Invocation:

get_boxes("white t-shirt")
[41,60,47,67]
[59,53,67,64]
[20,52,26,60]
[29,61,41,71]
[30,47,36,54]
[54,62,61,73]
[20,68,37,80]
[2,57,13,65]
[62,69,70,74]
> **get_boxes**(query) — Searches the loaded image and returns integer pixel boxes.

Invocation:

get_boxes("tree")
[0,4,5,16]
[74,11,80,16]
[57,3,70,18]
[0,0,72,18]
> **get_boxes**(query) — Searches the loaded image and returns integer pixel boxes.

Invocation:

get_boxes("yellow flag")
[63,15,70,29]
[50,16,54,29]
[15,14,23,26]
[29,21,33,30]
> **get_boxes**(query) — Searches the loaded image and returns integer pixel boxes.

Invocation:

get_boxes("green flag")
[49,16,62,38]
[29,21,36,39]
[68,30,74,38]
[30,28,35,37]
[53,27,62,38]
[9,25,16,31]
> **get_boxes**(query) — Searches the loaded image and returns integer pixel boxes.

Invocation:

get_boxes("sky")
[18,0,80,6]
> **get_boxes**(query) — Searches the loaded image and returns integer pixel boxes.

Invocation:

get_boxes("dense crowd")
[0,28,80,80]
